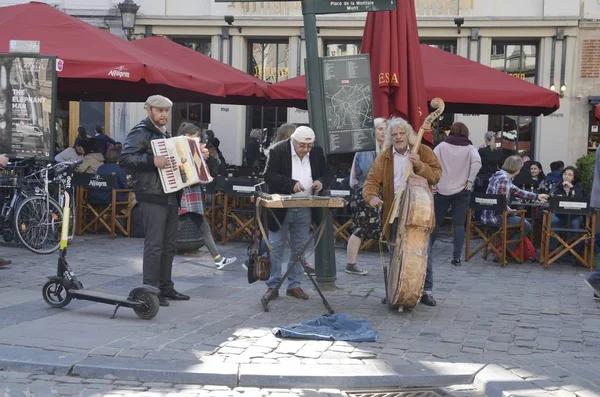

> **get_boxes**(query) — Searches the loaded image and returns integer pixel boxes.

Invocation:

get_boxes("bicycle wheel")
[14,196,62,254]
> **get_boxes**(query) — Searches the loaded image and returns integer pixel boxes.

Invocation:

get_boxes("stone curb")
[0,345,87,376]
[473,364,548,397]
[0,345,551,395]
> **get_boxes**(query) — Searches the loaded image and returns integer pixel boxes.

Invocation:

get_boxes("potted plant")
[576,152,596,195]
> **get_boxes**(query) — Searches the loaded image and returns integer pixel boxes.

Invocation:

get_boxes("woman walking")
[345,117,388,275]
[178,122,237,270]
[432,122,482,266]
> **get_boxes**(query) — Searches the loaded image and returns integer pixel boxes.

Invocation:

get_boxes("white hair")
[384,117,417,149]
[373,117,387,155]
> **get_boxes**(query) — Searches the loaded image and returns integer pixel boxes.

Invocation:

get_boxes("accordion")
[151,136,214,194]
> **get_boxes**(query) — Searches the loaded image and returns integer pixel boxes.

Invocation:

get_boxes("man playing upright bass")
[363,117,442,307]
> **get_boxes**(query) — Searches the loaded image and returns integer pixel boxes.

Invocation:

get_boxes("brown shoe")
[263,288,279,300]
[0,258,11,267]
[286,287,309,300]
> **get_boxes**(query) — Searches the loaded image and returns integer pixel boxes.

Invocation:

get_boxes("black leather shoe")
[162,290,190,300]
[451,258,461,266]
[158,296,170,307]
[420,293,437,307]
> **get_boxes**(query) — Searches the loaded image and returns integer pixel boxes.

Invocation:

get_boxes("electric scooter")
[42,162,160,320]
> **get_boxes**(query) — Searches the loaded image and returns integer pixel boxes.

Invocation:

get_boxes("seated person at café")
[88,149,129,203]
[545,161,564,190]
[482,155,549,249]
[529,161,547,191]
[75,139,104,174]
[55,142,84,163]
[549,166,586,243]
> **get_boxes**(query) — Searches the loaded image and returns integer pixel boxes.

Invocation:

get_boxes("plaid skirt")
[349,186,382,240]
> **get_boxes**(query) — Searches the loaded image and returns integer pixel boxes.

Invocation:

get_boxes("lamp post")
[118,0,140,41]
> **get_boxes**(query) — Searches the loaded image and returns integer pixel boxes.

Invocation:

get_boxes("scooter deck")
[69,289,141,308]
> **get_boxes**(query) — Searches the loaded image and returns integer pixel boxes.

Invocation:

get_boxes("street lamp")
[118,0,140,40]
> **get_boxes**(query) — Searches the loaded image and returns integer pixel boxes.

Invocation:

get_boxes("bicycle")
[0,158,41,244]
[13,161,82,254]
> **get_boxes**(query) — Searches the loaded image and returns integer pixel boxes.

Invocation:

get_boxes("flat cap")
[291,126,315,143]
[145,95,173,109]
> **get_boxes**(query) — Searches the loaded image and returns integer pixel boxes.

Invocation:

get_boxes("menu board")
[0,55,56,159]
[321,54,375,154]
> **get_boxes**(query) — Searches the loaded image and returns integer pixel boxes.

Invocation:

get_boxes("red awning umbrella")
[361,0,429,137]
[421,45,559,116]
[131,36,268,100]
[0,2,227,102]
[268,46,560,117]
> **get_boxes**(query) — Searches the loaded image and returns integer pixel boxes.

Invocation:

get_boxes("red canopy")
[268,45,560,117]
[131,37,269,101]
[0,2,227,102]
[361,0,429,135]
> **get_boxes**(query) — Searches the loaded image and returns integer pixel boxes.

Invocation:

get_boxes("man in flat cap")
[120,95,202,306]
[262,126,333,300]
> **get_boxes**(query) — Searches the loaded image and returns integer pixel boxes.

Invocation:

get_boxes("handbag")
[247,201,271,284]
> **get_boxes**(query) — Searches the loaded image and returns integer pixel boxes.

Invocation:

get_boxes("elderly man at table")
[363,117,442,307]
[482,155,548,251]
[263,126,333,301]
[585,148,600,300]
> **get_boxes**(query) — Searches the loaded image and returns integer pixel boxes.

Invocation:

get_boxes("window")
[325,40,361,57]
[488,42,538,155]
[172,37,212,57]
[421,40,457,54]
[589,98,600,152]
[171,37,212,134]
[246,40,290,152]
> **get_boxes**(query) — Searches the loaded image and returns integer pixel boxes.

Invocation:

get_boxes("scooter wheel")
[42,279,71,308]
[132,290,159,320]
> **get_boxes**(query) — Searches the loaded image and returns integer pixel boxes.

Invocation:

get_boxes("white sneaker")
[215,256,238,270]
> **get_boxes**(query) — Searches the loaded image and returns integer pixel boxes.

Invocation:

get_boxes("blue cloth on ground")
[272,314,377,342]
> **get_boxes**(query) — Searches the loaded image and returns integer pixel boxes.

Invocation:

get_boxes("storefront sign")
[321,54,375,154]
[0,55,56,159]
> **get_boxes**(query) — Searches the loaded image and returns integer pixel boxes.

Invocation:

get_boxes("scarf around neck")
[444,135,472,146]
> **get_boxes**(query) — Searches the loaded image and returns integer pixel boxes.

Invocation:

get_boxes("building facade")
[1,0,599,171]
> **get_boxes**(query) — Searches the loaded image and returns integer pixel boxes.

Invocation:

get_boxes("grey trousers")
[140,201,178,292]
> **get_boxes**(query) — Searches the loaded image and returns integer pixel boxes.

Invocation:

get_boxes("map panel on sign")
[321,55,375,154]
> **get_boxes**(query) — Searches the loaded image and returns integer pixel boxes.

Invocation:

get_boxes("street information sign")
[321,55,375,154]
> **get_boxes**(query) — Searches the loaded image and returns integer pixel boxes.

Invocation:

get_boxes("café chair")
[465,193,527,267]
[540,196,596,269]
[222,176,258,244]
[328,179,353,244]
[74,173,118,236]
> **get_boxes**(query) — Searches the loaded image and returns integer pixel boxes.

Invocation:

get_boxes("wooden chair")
[540,196,597,269]
[110,187,134,238]
[222,176,258,244]
[328,181,353,244]
[74,173,117,236]
[465,193,527,267]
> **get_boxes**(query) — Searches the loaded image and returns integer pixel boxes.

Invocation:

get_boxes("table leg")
[259,208,335,314]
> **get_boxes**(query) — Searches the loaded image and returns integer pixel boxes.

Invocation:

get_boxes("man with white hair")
[120,95,207,307]
[363,117,442,307]
[263,126,333,300]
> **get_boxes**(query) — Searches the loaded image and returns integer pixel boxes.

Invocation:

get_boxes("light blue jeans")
[266,208,311,290]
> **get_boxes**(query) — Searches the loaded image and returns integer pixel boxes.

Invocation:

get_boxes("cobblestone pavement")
[0,231,599,396]
[0,371,486,397]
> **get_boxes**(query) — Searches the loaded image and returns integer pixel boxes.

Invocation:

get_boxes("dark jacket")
[264,139,333,231]
[246,138,261,167]
[119,118,176,205]
[552,182,586,198]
